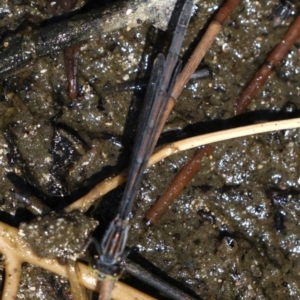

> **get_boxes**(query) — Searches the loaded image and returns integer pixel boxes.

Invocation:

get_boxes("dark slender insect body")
[118,0,194,220]
[95,0,194,284]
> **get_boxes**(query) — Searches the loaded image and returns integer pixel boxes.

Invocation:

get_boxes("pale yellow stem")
[68,259,89,300]
[0,222,156,300]
[65,117,300,213]
[2,252,22,300]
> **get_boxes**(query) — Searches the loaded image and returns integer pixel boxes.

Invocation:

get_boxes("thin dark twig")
[64,45,80,102]
[10,191,51,216]
[122,258,198,300]
[102,68,211,96]
[0,0,182,77]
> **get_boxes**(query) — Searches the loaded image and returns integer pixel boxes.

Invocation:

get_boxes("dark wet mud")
[1,0,300,299]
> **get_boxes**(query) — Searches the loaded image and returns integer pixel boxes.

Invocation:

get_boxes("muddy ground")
[1,0,300,299]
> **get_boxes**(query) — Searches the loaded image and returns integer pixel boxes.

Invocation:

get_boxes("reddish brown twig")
[64,45,80,102]
[144,0,240,225]
[167,0,241,111]
[235,12,300,115]
[154,0,241,136]
[145,146,213,225]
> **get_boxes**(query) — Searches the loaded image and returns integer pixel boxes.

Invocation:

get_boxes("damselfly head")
[93,258,123,281]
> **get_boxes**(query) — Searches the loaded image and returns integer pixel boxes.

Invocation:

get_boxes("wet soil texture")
[1,0,300,299]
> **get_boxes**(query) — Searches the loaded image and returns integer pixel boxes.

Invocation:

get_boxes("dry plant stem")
[65,170,127,212]
[0,222,156,300]
[145,145,213,225]
[3,249,22,299]
[65,117,300,213]
[67,259,89,300]
[235,12,300,114]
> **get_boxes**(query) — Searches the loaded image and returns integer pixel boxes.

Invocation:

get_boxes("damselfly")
[90,1,194,298]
